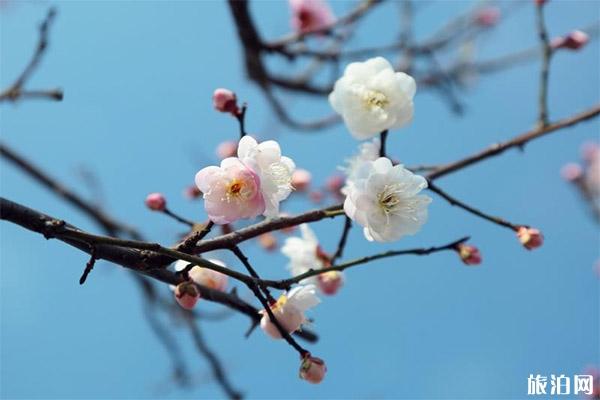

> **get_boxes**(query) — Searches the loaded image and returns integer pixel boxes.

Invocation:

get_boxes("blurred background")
[1,1,598,399]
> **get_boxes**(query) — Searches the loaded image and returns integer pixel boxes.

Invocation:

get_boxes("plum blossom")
[329,57,416,139]
[282,224,345,295]
[289,0,334,34]
[195,157,265,224]
[344,157,431,242]
[173,259,228,292]
[237,135,295,217]
[341,138,380,195]
[260,284,320,339]
[299,354,327,384]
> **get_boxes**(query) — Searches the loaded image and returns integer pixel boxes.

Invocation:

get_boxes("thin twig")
[272,236,469,288]
[0,8,62,103]
[184,314,243,400]
[162,208,196,228]
[79,246,98,284]
[379,130,389,158]
[330,216,352,265]
[427,181,519,231]
[535,4,553,128]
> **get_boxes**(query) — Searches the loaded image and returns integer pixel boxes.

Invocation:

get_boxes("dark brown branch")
[427,181,519,231]
[184,314,243,400]
[0,8,63,103]
[426,104,600,180]
[0,197,319,343]
[230,246,275,303]
[535,3,553,127]
[0,143,141,239]
[79,246,98,284]
[330,216,352,265]
[270,236,469,288]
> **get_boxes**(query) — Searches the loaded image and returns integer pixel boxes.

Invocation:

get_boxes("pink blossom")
[195,157,265,224]
[517,226,544,250]
[186,260,229,292]
[289,0,335,34]
[174,282,200,310]
[457,244,482,266]
[299,354,327,384]
[474,7,500,27]
[292,168,312,191]
[216,140,238,159]
[317,270,343,295]
[212,88,239,114]
[145,192,166,211]
[560,163,583,182]
[551,30,589,51]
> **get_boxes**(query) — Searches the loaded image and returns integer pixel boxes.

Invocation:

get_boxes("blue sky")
[1,1,598,399]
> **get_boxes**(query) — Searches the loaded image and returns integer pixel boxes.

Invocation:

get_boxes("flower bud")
[517,226,544,250]
[174,281,200,309]
[309,190,324,204]
[258,232,278,251]
[292,169,312,192]
[183,185,202,199]
[145,192,166,211]
[188,265,228,292]
[325,174,345,194]
[551,30,589,51]
[317,270,344,295]
[560,163,583,182]
[456,244,482,266]
[299,354,327,384]
[216,140,238,159]
[474,7,500,27]
[212,88,239,114]
[535,0,547,6]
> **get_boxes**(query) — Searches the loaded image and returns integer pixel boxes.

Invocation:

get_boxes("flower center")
[271,294,288,311]
[225,178,252,202]
[363,90,388,110]
[377,184,403,213]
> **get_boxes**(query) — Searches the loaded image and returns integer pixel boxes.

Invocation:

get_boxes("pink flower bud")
[325,174,345,193]
[145,192,166,211]
[183,185,202,199]
[292,169,312,192]
[517,226,544,250]
[552,30,589,51]
[289,0,335,34]
[309,190,324,204]
[258,232,278,251]
[299,354,327,384]
[212,88,239,114]
[535,0,547,6]
[474,7,500,27]
[560,163,583,182]
[456,244,482,266]
[317,270,344,295]
[216,140,238,159]
[174,281,200,310]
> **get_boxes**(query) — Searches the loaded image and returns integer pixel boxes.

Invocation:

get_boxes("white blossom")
[341,138,380,195]
[172,258,228,291]
[329,57,416,140]
[281,224,327,285]
[260,284,320,339]
[343,157,431,242]
[237,136,296,217]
